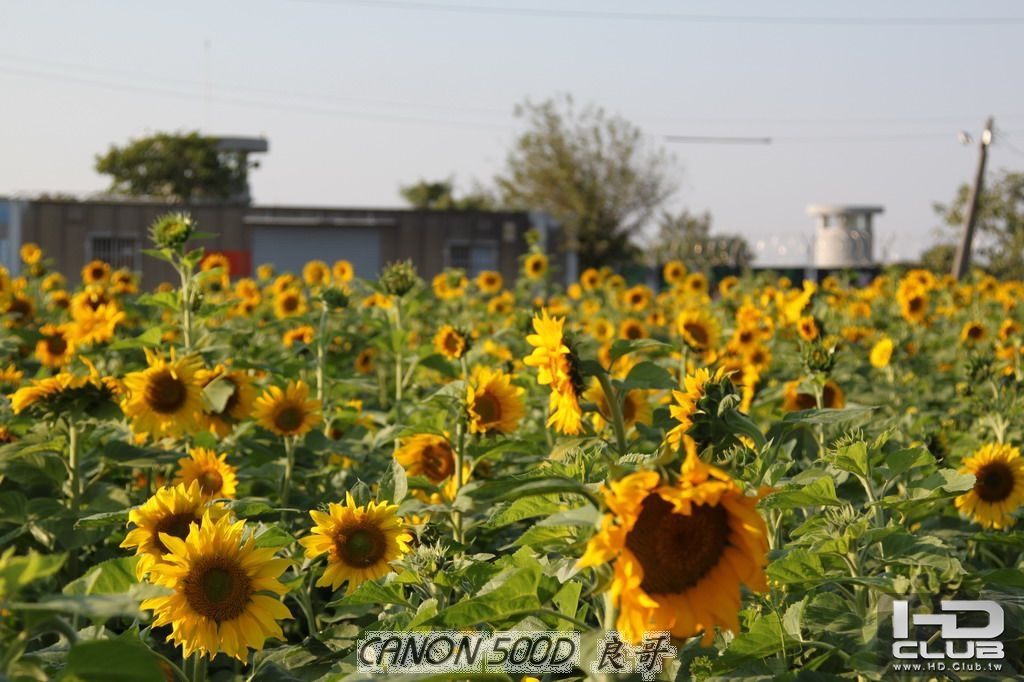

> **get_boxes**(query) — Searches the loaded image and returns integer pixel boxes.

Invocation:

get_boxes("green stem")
[179,258,193,352]
[281,436,296,508]
[315,301,329,408]
[67,418,80,515]
[596,372,628,455]
[452,410,467,545]
[393,299,404,408]
[189,652,208,682]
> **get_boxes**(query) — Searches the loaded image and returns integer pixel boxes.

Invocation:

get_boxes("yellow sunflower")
[141,512,292,661]
[394,434,455,484]
[65,302,126,346]
[253,380,322,437]
[577,445,769,644]
[523,253,548,280]
[522,309,585,435]
[174,448,238,501]
[81,259,111,284]
[782,378,845,411]
[622,285,651,312]
[111,269,138,295]
[10,359,120,417]
[432,270,468,300]
[797,316,820,342]
[3,293,34,327]
[869,337,894,369]
[662,260,687,286]
[355,348,377,375]
[273,288,307,319]
[196,364,256,438]
[299,493,413,594]
[433,325,467,359]
[959,320,987,344]
[333,259,354,284]
[676,309,720,354]
[580,267,602,291]
[897,282,929,325]
[303,260,331,287]
[121,349,205,440]
[619,318,648,341]
[718,275,739,297]
[683,272,709,296]
[120,481,219,579]
[666,367,727,446]
[474,270,504,295]
[466,367,525,435]
[35,323,75,368]
[20,243,42,265]
[955,443,1024,529]
[583,378,652,433]
[283,325,316,348]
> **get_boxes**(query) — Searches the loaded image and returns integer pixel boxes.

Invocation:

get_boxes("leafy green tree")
[934,169,1024,279]
[495,95,675,269]
[652,209,753,271]
[398,177,494,210]
[95,131,253,202]
[918,242,956,274]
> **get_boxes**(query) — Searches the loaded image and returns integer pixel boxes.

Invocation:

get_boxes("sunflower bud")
[321,287,350,310]
[379,260,420,297]
[150,212,196,251]
[803,338,837,373]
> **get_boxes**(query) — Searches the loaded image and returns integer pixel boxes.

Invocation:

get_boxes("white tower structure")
[807,204,882,269]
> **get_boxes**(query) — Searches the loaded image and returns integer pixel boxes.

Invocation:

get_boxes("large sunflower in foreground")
[121,481,222,579]
[523,309,585,435]
[578,444,769,644]
[955,443,1024,529]
[141,512,292,661]
[121,349,204,440]
[174,448,238,501]
[253,380,322,437]
[466,367,525,435]
[299,493,412,594]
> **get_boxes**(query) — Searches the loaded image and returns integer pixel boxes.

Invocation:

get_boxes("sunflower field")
[2,213,1023,681]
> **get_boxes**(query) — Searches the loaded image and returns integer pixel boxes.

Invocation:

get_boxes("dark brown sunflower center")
[684,323,709,348]
[967,325,984,340]
[421,444,455,482]
[336,525,387,568]
[473,392,502,426]
[184,559,253,622]
[221,380,241,415]
[443,333,463,355]
[625,493,730,595]
[146,371,187,414]
[274,404,305,433]
[974,462,1015,502]
[45,335,68,355]
[908,296,924,313]
[154,512,198,554]
[281,295,299,313]
[624,324,643,340]
[823,384,840,408]
[198,470,224,496]
[89,266,106,281]
[8,298,32,318]
[738,329,755,345]
[622,394,637,423]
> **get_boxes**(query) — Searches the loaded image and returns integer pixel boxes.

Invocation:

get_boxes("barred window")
[89,236,139,271]
[446,242,498,276]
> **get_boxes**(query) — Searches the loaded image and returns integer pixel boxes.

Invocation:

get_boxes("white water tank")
[807,204,882,268]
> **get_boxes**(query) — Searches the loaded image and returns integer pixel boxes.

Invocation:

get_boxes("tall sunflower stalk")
[148,213,202,351]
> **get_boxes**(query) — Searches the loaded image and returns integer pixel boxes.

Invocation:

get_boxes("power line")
[665,136,771,145]
[295,0,1024,26]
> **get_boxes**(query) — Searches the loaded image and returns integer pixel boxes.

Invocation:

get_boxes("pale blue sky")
[3,0,1023,265]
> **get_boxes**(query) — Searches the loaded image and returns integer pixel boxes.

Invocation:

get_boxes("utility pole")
[952,116,994,280]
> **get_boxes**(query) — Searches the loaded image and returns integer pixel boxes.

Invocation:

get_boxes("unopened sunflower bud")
[321,287,350,310]
[150,212,196,251]
[379,260,420,297]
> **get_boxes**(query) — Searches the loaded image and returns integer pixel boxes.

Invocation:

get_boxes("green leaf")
[610,338,672,364]
[465,476,597,505]
[60,638,165,682]
[225,499,277,518]
[201,376,237,414]
[782,406,875,425]
[106,326,164,351]
[252,524,296,549]
[135,290,180,310]
[428,562,542,628]
[0,548,66,598]
[883,446,935,477]
[766,549,826,586]
[832,442,868,478]
[486,494,564,529]
[761,476,842,510]
[63,556,140,596]
[378,458,409,505]
[620,361,676,390]
[75,509,130,529]
[722,612,799,661]
[330,578,411,608]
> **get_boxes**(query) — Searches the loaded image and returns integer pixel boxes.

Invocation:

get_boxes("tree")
[651,209,753,271]
[934,169,1024,279]
[495,95,675,269]
[95,131,253,202]
[398,177,494,210]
